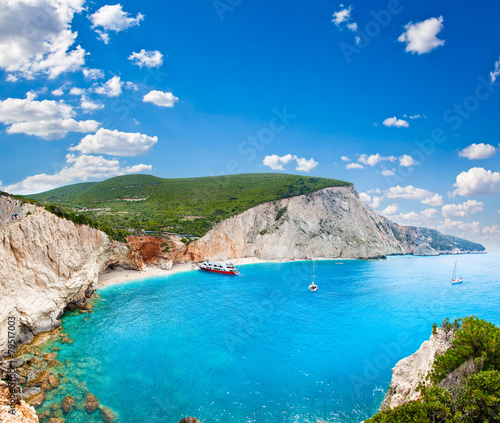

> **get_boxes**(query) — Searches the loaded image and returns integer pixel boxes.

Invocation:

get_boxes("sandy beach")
[97,256,350,288]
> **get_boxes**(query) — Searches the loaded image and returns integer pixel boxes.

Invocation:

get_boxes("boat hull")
[198,267,239,276]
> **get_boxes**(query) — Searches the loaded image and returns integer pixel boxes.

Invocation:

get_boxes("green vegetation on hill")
[367,316,500,423]
[29,173,351,237]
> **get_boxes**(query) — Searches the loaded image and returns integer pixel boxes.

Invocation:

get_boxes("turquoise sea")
[49,253,500,423]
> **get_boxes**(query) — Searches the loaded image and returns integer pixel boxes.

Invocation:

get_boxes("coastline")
[97,256,351,287]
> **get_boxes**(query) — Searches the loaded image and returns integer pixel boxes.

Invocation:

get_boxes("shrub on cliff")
[366,317,500,423]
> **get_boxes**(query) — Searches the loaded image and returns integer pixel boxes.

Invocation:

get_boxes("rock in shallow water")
[62,395,76,413]
[178,418,200,423]
[100,405,118,423]
[85,392,100,413]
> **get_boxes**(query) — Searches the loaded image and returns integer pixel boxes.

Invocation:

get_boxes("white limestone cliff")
[382,328,451,410]
[183,185,473,262]
[0,196,141,355]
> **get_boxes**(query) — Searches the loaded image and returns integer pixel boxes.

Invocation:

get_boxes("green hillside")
[30,173,351,236]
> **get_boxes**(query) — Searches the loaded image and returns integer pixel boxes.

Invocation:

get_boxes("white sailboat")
[451,259,463,284]
[309,260,318,291]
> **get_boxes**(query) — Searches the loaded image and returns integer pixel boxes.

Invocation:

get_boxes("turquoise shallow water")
[52,253,499,423]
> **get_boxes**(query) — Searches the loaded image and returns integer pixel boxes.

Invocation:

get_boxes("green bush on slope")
[366,317,500,423]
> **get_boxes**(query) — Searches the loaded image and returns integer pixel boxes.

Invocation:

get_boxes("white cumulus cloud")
[3,154,152,195]
[358,153,396,166]
[332,5,353,26]
[70,128,158,156]
[143,90,179,108]
[458,143,497,160]
[0,0,86,79]
[383,116,409,128]
[94,76,123,97]
[381,169,395,176]
[381,203,399,216]
[442,200,484,219]
[295,157,318,172]
[345,162,364,170]
[263,154,318,172]
[89,4,144,43]
[398,16,445,54]
[399,154,418,167]
[80,96,104,112]
[262,154,295,171]
[82,68,105,80]
[386,185,444,206]
[453,167,500,197]
[128,49,163,68]
[0,94,99,140]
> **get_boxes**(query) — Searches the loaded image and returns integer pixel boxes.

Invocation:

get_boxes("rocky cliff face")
[382,328,451,410]
[0,195,141,355]
[0,381,39,423]
[183,186,482,262]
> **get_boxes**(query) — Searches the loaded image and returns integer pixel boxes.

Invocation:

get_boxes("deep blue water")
[52,254,499,423]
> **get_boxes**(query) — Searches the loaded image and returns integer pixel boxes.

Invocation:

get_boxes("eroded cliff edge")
[183,185,484,262]
[0,194,141,355]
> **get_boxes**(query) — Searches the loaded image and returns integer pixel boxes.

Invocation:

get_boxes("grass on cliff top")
[366,316,500,423]
[29,173,351,237]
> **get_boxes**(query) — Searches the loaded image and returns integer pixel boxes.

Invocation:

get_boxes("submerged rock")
[26,370,50,387]
[85,393,100,413]
[100,405,118,423]
[178,418,200,423]
[61,395,76,413]
[26,390,46,408]
[48,374,60,388]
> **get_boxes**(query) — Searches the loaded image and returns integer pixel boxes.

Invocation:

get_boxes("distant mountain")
[29,173,352,236]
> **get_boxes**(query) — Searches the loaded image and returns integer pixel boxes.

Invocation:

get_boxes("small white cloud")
[263,154,317,172]
[332,5,352,26]
[347,22,358,31]
[345,162,364,170]
[90,4,144,43]
[80,96,104,113]
[442,200,484,219]
[95,76,123,97]
[69,87,85,96]
[381,203,399,216]
[453,167,500,197]
[341,156,351,162]
[370,196,383,209]
[6,74,18,82]
[82,68,105,80]
[143,90,179,107]
[383,116,409,128]
[367,188,381,194]
[52,88,65,96]
[263,154,296,171]
[295,157,318,172]
[399,154,418,167]
[125,81,139,91]
[458,143,497,160]
[128,49,163,68]
[358,153,396,166]
[491,57,500,83]
[386,185,444,206]
[381,169,395,176]
[70,128,158,156]
[398,16,445,54]
[4,154,152,195]
[359,192,371,203]
[408,114,422,119]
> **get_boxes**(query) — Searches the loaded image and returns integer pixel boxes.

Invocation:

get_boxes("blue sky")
[0,0,499,249]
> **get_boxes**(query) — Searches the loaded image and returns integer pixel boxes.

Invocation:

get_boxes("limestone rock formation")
[382,328,451,410]
[0,195,142,355]
[184,186,482,262]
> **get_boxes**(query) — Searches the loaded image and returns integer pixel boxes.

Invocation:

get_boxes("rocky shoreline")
[1,296,119,423]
